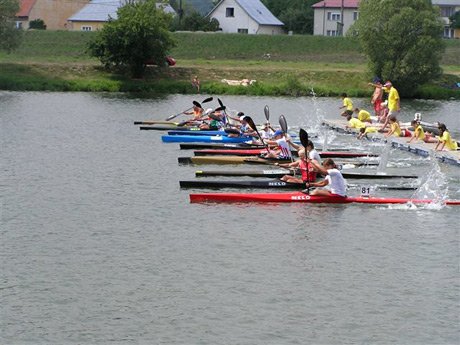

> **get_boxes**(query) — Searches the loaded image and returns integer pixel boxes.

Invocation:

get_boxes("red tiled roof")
[312,0,359,8]
[16,0,37,17]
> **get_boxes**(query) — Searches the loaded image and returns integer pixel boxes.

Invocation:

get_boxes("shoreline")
[1,61,459,99]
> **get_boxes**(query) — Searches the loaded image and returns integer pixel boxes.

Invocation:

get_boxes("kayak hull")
[180,180,417,190]
[162,135,252,143]
[134,120,178,125]
[195,170,417,179]
[194,149,378,158]
[140,125,198,131]
[180,156,374,166]
[180,143,268,149]
[168,130,229,136]
[178,156,292,164]
[190,192,460,205]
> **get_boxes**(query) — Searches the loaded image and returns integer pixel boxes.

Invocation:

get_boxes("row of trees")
[1,0,455,96]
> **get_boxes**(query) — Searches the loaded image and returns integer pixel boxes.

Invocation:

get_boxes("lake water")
[2,92,459,344]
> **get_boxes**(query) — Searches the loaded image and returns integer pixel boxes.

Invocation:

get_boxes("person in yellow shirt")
[339,92,354,117]
[358,126,378,139]
[384,115,403,138]
[382,81,400,130]
[407,120,436,144]
[435,123,458,151]
[354,108,372,123]
[345,114,366,130]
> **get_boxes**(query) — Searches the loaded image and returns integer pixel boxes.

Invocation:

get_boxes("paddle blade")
[224,128,240,135]
[264,105,270,122]
[202,97,213,103]
[279,115,288,134]
[299,128,309,148]
[245,116,257,132]
[193,100,202,109]
[208,114,222,121]
[165,114,177,121]
[218,98,224,108]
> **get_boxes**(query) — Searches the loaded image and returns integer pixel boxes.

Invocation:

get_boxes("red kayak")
[190,192,460,205]
[194,149,378,158]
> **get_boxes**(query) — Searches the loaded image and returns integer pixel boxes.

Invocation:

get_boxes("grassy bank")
[1,31,459,98]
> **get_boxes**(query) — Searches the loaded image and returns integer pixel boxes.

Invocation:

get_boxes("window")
[444,28,455,38]
[15,21,22,29]
[353,11,359,21]
[226,7,234,17]
[327,30,338,37]
[81,26,92,31]
[440,6,453,17]
[327,12,341,21]
[237,28,248,34]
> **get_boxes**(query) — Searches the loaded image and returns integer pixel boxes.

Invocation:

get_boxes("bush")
[29,19,46,30]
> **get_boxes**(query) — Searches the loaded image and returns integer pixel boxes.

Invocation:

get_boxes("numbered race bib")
[360,185,371,198]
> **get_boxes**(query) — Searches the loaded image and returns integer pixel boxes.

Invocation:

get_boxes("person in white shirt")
[260,122,275,140]
[263,130,292,159]
[304,158,346,197]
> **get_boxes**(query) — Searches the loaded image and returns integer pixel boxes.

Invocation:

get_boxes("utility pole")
[178,0,183,30]
[340,0,344,36]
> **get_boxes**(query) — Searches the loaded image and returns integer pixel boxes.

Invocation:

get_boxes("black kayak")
[180,180,417,190]
[180,143,267,150]
[140,125,201,131]
[195,170,418,179]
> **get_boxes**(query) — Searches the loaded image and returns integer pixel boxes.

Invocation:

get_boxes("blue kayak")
[162,135,253,143]
[168,130,229,136]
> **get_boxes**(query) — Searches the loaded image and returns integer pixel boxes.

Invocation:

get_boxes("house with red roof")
[312,0,359,36]
[15,0,89,30]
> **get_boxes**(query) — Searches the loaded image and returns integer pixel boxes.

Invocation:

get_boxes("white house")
[432,0,460,38]
[207,0,284,35]
[312,0,359,36]
[68,0,175,31]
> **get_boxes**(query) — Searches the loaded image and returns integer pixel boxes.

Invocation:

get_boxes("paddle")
[279,115,294,163]
[264,105,270,122]
[299,128,310,193]
[245,116,269,150]
[165,97,213,121]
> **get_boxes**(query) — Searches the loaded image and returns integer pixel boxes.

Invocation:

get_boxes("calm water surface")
[2,92,459,344]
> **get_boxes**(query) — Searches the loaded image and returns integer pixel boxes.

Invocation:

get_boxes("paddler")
[406,120,436,144]
[227,114,257,138]
[435,123,458,151]
[273,149,317,184]
[199,109,224,130]
[262,130,292,160]
[384,115,410,138]
[345,114,366,130]
[286,139,321,164]
[304,158,347,197]
[357,126,378,139]
[353,107,372,123]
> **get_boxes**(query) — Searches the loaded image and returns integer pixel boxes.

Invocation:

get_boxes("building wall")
[210,0,283,34]
[313,7,359,36]
[68,21,106,31]
[28,0,89,30]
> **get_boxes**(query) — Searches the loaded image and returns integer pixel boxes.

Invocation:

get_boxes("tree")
[450,11,460,28]
[262,0,317,34]
[353,0,445,96]
[29,18,46,30]
[87,0,176,78]
[177,11,219,31]
[0,0,22,52]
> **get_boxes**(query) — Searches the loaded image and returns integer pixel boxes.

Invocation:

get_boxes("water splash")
[376,141,392,173]
[409,155,449,208]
